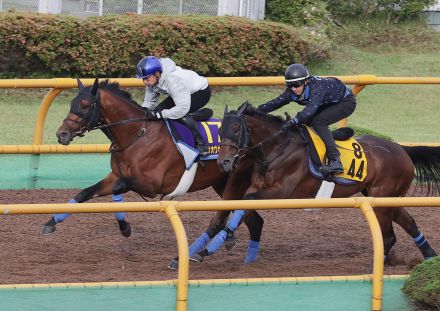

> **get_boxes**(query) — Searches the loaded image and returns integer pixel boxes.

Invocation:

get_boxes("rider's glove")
[281,117,299,132]
[144,108,163,120]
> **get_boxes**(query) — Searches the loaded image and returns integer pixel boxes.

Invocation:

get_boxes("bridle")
[64,89,150,152]
[62,90,102,137]
[220,112,282,168]
[220,114,250,162]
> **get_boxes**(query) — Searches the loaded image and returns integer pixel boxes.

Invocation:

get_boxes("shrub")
[403,257,440,309]
[0,13,330,78]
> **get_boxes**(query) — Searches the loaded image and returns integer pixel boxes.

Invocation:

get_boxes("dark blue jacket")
[258,76,351,124]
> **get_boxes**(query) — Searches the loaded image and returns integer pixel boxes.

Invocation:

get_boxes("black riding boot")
[180,116,209,157]
[319,155,344,174]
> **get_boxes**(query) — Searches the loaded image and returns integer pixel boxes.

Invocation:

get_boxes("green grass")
[1,22,439,145]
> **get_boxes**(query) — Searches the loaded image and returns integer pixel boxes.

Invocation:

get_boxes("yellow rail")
[0,144,110,154]
[1,142,439,154]
[1,196,439,311]
[1,75,439,144]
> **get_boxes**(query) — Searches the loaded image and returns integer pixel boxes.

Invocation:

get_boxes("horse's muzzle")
[217,158,234,173]
[56,130,73,145]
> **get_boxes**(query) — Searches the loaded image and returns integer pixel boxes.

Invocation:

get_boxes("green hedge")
[402,257,440,309]
[0,13,330,78]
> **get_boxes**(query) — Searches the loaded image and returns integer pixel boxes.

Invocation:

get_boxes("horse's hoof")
[190,254,204,262]
[118,220,131,237]
[224,236,238,251]
[168,259,178,270]
[42,225,55,235]
[42,218,56,235]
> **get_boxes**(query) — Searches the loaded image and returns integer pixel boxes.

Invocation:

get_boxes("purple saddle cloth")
[165,118,222,161]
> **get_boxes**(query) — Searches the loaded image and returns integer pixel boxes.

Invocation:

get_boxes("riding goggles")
[285,79,305,88]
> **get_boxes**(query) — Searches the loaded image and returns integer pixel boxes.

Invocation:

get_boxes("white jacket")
[142,58,209,119]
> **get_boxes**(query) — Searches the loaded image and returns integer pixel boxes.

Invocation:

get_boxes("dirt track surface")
[0,188,439,284]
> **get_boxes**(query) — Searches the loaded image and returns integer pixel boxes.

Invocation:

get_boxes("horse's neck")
[245,114,283,145]
[246,115,304,160]
[99,90,152,145]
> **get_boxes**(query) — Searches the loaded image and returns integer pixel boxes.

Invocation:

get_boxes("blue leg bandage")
[413,232,427,247]
[244,240,260,264]
[189,232,210,257]
[206,230,227,255]
[53,198,76,223]
[226,210,245,231]
[205,210,245,255]
[112,194,126,221]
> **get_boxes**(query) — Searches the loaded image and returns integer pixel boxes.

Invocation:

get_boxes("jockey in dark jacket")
[257,63,356,174]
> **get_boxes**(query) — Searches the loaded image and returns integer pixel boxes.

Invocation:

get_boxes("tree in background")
[265,0,334,34]
[266,0,435,25]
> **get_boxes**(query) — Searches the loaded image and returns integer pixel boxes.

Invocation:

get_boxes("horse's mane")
[240,102,284,125]
[98,80,140,107]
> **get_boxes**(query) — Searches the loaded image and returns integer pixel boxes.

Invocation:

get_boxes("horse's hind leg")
[373,208,397,263]
[42,172,121,235]
[393,207,437,259]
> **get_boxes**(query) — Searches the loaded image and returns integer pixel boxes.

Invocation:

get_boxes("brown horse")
[211,101,440,263]
[43,79,264,268]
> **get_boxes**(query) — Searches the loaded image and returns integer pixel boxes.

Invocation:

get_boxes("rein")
[91,117,149,131]
[221,112,285,167]
[70,89,153,152]
[232,130,284,164]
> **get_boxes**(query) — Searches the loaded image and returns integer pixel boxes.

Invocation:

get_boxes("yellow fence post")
[32,88,63,145]
[162,202,189,311]
[358,199,384,311]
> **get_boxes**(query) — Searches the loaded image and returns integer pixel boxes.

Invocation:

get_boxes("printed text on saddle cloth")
[169,119,222,155]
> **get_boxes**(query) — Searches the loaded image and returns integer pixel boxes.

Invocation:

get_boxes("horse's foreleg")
[168,210,230,270]
[191,209,246,262]
[41,173,118,235]
[112,193,131,238]
[242,211,264,264]
[393,207,437,259]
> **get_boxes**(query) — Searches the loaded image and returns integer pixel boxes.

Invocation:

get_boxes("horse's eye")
[231,124,240,133]
[79,100,89,110]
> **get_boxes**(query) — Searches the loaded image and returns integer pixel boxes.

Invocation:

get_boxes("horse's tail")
[402,145,440,195]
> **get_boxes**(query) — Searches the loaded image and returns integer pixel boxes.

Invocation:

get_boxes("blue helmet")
[136,56,162,79]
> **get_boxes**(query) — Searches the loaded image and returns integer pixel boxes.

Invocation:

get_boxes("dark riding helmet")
[136,56,162,79]
[285,63,310,88]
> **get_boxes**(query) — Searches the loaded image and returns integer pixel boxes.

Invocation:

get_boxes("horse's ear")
[237,101,249,115]
[223,105,229,117]
[284,112,292,121]
[77,78,84,90]
[91,78,99,96]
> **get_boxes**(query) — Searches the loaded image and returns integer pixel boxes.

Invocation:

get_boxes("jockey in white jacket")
[136,56,211,157]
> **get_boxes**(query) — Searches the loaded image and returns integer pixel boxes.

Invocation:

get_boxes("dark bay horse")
[213,102,440,262]
[43,79,263,266]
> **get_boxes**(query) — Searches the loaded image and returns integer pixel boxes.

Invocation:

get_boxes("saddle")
[300,126,368,184]
[165,108,222,169]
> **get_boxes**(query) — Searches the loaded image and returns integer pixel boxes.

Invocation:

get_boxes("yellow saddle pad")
[305,126,367,182]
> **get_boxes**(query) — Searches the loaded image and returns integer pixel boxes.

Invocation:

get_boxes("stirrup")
[319,160,343,174]
[319,166,343,174]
